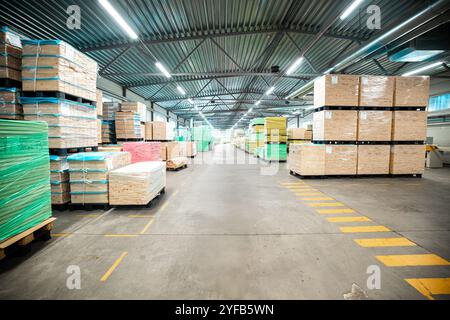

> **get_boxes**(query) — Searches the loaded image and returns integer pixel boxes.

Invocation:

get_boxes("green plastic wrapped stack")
[264,144,287,161]
[0,119,52,242]
[192,126,212,152]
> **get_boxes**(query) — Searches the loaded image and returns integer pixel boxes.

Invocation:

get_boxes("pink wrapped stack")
[122,142,162,163]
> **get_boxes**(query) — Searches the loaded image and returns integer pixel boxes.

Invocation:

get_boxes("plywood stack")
[115,111,143,140]
[250,118,265,156]
[122,142,161,163]
[166,157,188,170]
[357,145,391,175]
[313,110,358,141]
[96,90,103,117]
[103,102,120,121]
[287,128,313,151]
[22,39,97,101]
[22,97,98,149]
[263,117,287,161]
[101,120,116,144]
[0,119,52,242]
[67,152,131,204]
[151,121,172,140]
[109,161,166,206]
[0,26,23,83]
[0,87,23,119]
[121,101,146,121]
[49,155,70,205]
[390,145,426,175]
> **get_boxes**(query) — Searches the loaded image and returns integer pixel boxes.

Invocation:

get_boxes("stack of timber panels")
[0,87,22,119]
[262,117,287,161]
[115,111,143,140]
[289,74,428,177]
[146,121,173,141]
[250,118,265,157]
[50,155,70,205]
[192,126,211,152]
[96,89,103,144]
[102,102,119,144]
[0,119,52,243]
[67,152,131,204]
[287,128,312,150]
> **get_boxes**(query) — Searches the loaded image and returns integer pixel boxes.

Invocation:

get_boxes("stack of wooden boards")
[122,142,162,163]
[109,162,166,206]
[50,155,70,205]
[289,74,428,176]
[259,117,287,161]
[250,118,265,156]
[0,87,22,119]
[0,119,52,242]
[0,26,22,83]
[21,39,97,101]
[115,111,144,140]
[67,152,131,204]
[192,126,211,152]
[287,127,312,150]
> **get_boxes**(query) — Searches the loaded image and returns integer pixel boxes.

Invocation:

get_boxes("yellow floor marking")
[77,214,100,218]
[101,251,128,282]
[376,254,450,267]
[171,190,179,198]
[287,187,314,190]
[301,197,334,201]
[327,216,371,223]
[285,186,308,189]
[128,215,153,218]
[104,234,138,238]
[317,208,355,214]
[340,225,391,233]
[52,233,72,237]
[405,278,450,300]
[280,182,304,185]
[140,218,154,234]
[354,237,416,247]
[308,202,345,207]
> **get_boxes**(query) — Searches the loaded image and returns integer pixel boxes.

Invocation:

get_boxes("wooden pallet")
[111,187,165,208]
[289,170,422,179]
[21,91,96,105]
[167,164,188,171]
[0,217,56,261]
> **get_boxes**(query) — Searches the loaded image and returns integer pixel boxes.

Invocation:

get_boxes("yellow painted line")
[285,186,309,189]
[296,192,324,196]
[280,182,304,185]
[77,214,100,218]
[376,254,450,267]
[140,218,154,234]
[158,201,169,213]
[171,190,179,198]
[340,226,391,233]
[405,278,450,300]
[104,234,138,238]
[308,202,344,207]
[52,233,72,237]
[301,197,334,201]
[327,216,371,223]
[354,237,416,247]
[128,215,153,218]
[288,187,315,191]
[317,208,355,214]
[101,251,128,282]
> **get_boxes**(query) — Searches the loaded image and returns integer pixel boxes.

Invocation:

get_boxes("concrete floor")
[0,144,449,299]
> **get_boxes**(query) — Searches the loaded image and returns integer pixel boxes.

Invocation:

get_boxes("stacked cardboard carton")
[22,97,98,149]
[50,155,70,205]
[115,111,143,140]
[0,27,22,82]
[67,152,131,204]
[0,87,22,119]
[109,161,166,206]
[22,40,97,101]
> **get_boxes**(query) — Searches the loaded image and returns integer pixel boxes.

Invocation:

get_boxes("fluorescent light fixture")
[187,98,194,104]
[248,108,253,113]
[340,0,364,20]
[255,100,261,106]
[177,86,186,95]
[99,0,138,39]
[324,67,334,74]
[286,57,304,75]
[402,61,443,76]
[155,62,171,78]
[265,87,275,96]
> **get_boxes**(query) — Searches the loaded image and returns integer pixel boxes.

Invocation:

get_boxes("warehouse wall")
[427,77,450,147]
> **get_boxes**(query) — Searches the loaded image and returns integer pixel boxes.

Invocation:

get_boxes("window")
[429,93,450,111]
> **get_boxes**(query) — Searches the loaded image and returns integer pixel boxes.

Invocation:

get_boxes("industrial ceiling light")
[340,0,364,20]
[402,61,443,76]
[99,0,138,39]
[177,86,186,95]
[265,87,275,96]
[286,57,304,75]
[187,98,194,104]
[155,62,171,78]
[255,100,261,106]
[248,108,253,113]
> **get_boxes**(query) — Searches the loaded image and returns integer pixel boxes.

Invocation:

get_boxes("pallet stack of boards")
[67,152,131,205]
[0,120,52,242]
[192,126,211,152]
[122,142,162,163]
[287,128,312,151]
[102,102,120,144]
[288,74,428,177]
[250,118,265,157]
[50,155,70,205]
[0,87,22,119]
[96,90,103,144]
[109,161,166,206]
[261,117,287,161]
[115,111,143,140]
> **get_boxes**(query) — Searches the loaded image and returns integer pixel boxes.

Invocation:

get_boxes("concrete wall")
[427,77,450,146]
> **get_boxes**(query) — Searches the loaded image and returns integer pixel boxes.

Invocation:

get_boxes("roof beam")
[81,27,367,53]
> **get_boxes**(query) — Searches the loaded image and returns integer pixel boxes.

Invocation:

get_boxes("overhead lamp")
[187,98,194,104]
[340,0,364,20]
[286,57,304,75]
[99,0,138,39]
[402,61,443,76]
[265,87,275,96]
[155,62,171,78]
[177,86,186,95]
[248,108,253,113]
[255,100,261,106]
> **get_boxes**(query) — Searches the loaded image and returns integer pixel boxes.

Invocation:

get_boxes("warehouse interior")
[0,0,449,302]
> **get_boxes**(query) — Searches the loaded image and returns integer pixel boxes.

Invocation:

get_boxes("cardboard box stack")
[0,87,23,119]
[50,155,70,205]
[0,120,52,242]
[289,74,428,177]
[22,39,97,101]
[67,152,131,204]
[262,117,287,161]
[22,97,98,149]
[109,162,166,205]
[0,27,22,83]
[115,111,143,140]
